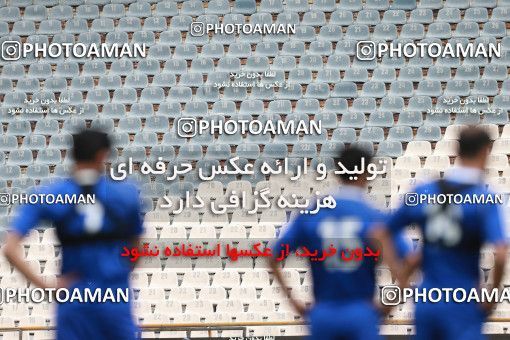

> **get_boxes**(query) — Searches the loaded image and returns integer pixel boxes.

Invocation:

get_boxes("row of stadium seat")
[0,0,508,11]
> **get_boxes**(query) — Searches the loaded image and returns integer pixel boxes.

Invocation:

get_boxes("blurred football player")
[4,129,143,340]
[268,147,408,340]
[386,126,507,340]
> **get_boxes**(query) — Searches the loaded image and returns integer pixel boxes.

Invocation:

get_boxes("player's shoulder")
[102,177,140,201]
[412,181,438,195]
[331,193,383,220]
[33,178,77,195]
[39,176,141,205]
[438,178,490,194]
[414,178,495,199]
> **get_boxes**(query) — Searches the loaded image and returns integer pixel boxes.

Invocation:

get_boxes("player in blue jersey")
[386,127,508,340]
[4,130,144,340]
[268,147,408,340]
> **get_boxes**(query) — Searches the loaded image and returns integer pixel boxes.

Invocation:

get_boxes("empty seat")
[444,80,470,96]
[381,10,406,24]
[262,143,288,158]
[22,134,46,151]
[377,140,403,158]
[415,125,442,142]
[0,7,21,22]
[472,79,498,96]
[388,126,413,142]
[345,24,370,40]
[233,0,256,14]
[0,135,18,151]
[8,150,33,166]
[37,149,62,165]
[350,98,376,113]
[332,127,357,143]
[481,21,506,38]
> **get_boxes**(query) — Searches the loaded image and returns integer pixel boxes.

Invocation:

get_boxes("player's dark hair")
[72,129,111,162]
[335,146,373,182]
[458,126,491,159]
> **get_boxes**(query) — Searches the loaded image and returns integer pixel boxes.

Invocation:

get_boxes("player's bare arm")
[370,226,407,288]
[370,226,407,316]
[4,232,75,290]
[481,243,508,315]
[402,252,422,286]
[268,256,307,318]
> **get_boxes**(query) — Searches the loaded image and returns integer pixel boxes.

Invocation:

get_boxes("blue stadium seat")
[330,9,354,25]
[345,24,370,40]
[24,5,48,21]
[205,143,231,160]
[444,0,469,9]
[27,165,50,179]
[387,126,413,142]
[262,143,288,158]
[361,81,386,98]
[8,150,33,166]
[23,134,46,152]
[320,141,345,157]
[236,143,261,159]
[37,149,62,165]
[365,0,389,9]
[177,143,203,161]
[351,98,376,113]
[415,125,442,141]
[121,146,147,163]
[300,55,325,71]
[339,112,365,128]
[356,9,380,25]
[168,182,194,199]
[350,141,375,156]
[437,8,461,23]
[367,112,394,128]
[339,0,363,11]
[472,79,499,96]
[418,0,442,9]
[481,21,506,38]
[0,7,21,22]
[377,140,403,158]
[391,0,416,9]
[48,133,73,150]
[118,117,142,134]
[233,0,257,14]
[359,127,385,142]
[329,82,356,99]
[381,10,406,24]
[155,1,179,16]
[398,111,423,127]
[319,25,343,42]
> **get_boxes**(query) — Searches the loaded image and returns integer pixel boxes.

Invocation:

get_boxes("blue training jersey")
[387,178,506,290]
[12,176,144,288]
[277,186,406,304]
